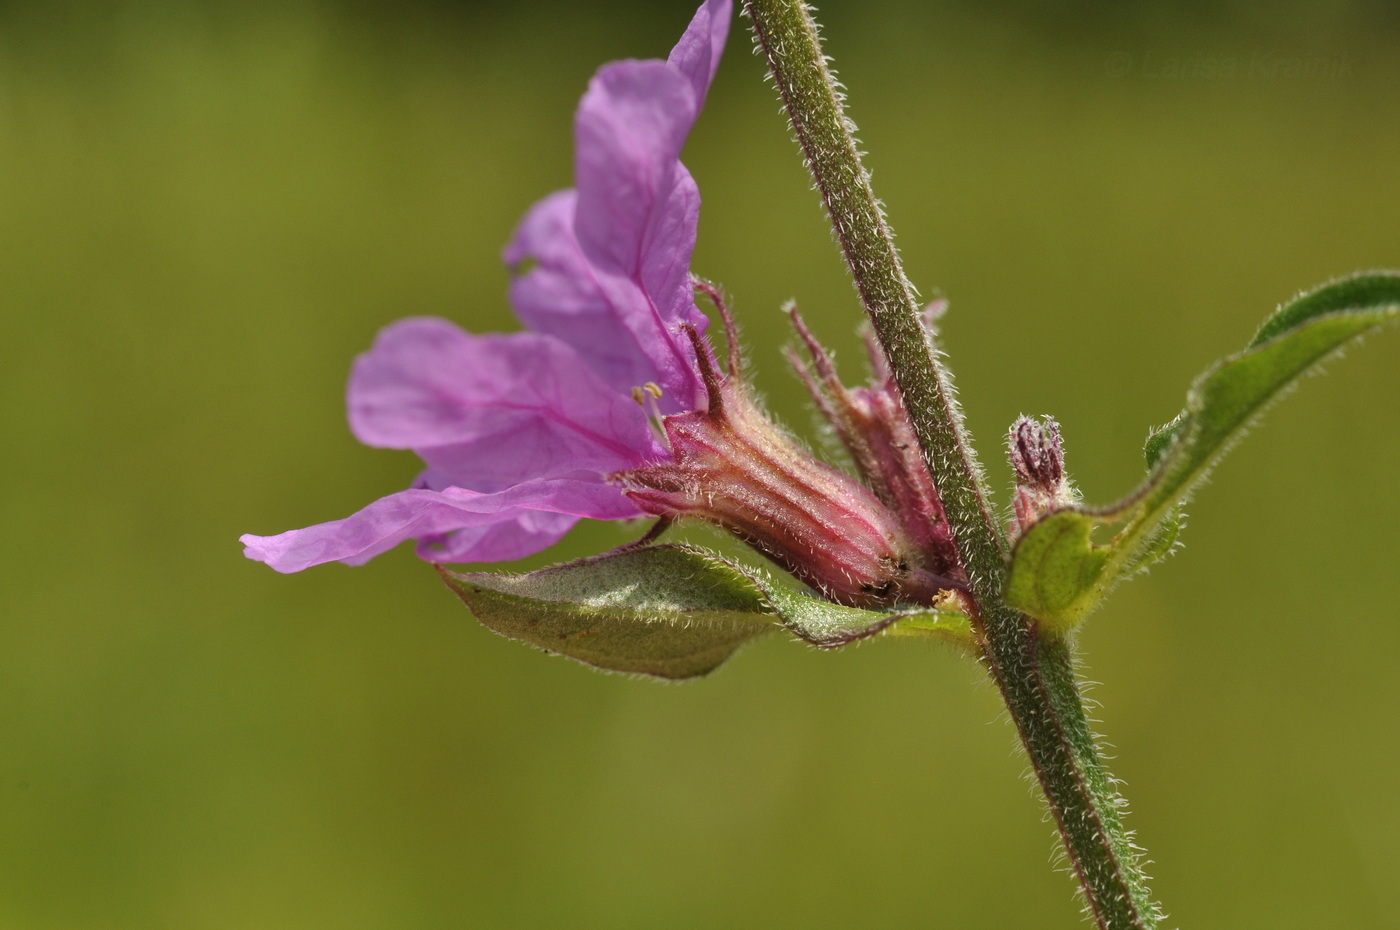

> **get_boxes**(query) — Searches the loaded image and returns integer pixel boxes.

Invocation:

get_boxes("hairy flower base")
[786,307,963,581]
[621,331,957,609]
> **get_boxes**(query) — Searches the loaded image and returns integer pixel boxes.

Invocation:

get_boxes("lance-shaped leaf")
[440,544,975,679]
[1007,272,1400,632]
[439,545,775,679]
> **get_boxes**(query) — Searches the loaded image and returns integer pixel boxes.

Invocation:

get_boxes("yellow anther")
[643,381,664,399]
[630,386,647,405]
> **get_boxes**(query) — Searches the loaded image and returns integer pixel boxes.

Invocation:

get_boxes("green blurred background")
[3,0,1399,926]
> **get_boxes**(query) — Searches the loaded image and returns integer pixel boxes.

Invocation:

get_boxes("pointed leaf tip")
[441,544,979,677]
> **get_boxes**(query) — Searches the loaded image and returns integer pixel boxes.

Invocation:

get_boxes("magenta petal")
[569,62,710,408]
[667,0,732,109]
[347,317,662,486]
[640,162,707,337]
[506,151,707,413]
[414,509,578,565]
[241,478,643,573]
[407,468,579,563]
[503,3,732,413]
[505,191,676,398]
[573,59,695,276]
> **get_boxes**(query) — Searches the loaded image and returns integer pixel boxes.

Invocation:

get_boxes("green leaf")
[1004,511,1111,625]
[439,545,776,680]
[1144,412,1186,470]
[1007,272,1400,631]
[440,544,977,679]
[755,580,976,650]
[1247,272,1400,349]
[1124,503,1183,574]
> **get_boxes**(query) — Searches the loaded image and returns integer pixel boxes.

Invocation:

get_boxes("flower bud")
[1010,416,1064,493]
[1008,416,1072,535]
[784,307,963,583]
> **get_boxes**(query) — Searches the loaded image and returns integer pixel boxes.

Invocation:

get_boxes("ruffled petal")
[241,478,642,573]
[513,62,706,410]
[347,318,663,488]
[414,509,578,565]
[667,0,732,109]
[569,60,707,409]
[505,190,676,399]
[637,161,703,337]
[573,59,695,276]
[502,3,732,414]
[408,469,579,562]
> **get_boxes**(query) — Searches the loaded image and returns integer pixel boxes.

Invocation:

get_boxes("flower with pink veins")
[241,0,733,573]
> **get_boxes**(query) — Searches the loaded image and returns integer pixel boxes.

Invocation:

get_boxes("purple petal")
[408,473,583,564]
[505,122,708,411]
[502,4,731,414]
[505,191,679,399]
[639,161,706,338]
[241,478,642,573]
[347,318,663,489]
[414,509,578,565]
[667,0,732,109]
[573,59,695,275]
[569,60,711,409]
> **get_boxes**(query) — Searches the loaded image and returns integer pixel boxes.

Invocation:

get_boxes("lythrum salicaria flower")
[242,0,960,610]
[241,0,732,573]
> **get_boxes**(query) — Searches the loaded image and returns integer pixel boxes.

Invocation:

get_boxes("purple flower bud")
[1010,416,1065,493]
[1008,416,1071,536]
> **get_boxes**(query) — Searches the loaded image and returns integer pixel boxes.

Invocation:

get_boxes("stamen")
[646,393,667,435]
[630,385,670,444]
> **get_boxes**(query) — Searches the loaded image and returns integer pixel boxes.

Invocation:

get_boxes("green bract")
[1007,272,1400,633]
[440,544,974,680]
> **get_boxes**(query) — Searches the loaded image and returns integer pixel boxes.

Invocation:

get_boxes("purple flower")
[242,0,732,573]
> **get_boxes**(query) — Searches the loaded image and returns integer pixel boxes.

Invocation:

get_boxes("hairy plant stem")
[742,0,1003,594]
[985,613,1162,928]
[743,1,1161,925]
